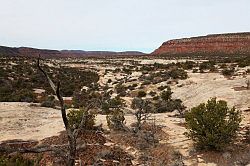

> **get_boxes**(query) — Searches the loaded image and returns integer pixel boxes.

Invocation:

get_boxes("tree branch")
[37,56,69,131]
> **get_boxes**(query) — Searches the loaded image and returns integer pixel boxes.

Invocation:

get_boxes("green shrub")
[106,109,125,130]
[123,68,132,74]
[169,68,187,79]
[108,97,124,108]
[199,61,215,71]
[137,90,147,98]
[141,80,151,85]
[160,87,172,101]
[149,91,157,97]
[192,69,198,73]
[182,61,196,70]
[238,58,250,67]
[222,68,234,76]
[152,96,159,100]
[185,98,241,151]
[157,86,167,91]
[107,79,112,83]
[155,99,184,113]
[115,83,127,97]
[67,108,96,130]
[132,83,138,87]
[101,97,124,114]
[131,97,153,113]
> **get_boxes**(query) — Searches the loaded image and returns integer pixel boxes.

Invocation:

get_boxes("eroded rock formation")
[152,32,250,56]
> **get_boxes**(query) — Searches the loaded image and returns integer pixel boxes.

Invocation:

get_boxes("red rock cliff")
[152,32,250,56]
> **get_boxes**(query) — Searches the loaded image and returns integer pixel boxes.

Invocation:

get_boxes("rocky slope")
[152,32,250,56]
[0,46,145,58]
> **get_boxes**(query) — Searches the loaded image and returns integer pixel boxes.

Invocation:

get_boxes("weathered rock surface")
[152,32,250,56]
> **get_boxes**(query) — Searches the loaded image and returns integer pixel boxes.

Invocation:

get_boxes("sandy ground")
[0,102,64,142]
[172,72,250,110]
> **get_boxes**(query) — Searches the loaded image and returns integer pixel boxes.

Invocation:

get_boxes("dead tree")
[37,57,77,165]
[37,57,98,166]
[131,97,152,131]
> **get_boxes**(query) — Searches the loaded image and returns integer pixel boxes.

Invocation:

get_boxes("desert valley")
[0,32,249,166]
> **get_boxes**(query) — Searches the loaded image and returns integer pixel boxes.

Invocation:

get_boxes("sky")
[0,0,250,53]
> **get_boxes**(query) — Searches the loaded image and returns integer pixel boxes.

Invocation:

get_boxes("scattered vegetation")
[0,55,249,165]
[0,57,99,102]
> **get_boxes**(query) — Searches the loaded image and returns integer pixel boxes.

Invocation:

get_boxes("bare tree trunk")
[135,109,143,130]
[67,140,75,166]
[37,57,76,166]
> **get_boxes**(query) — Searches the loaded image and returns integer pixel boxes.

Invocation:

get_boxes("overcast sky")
[0,0,249,53]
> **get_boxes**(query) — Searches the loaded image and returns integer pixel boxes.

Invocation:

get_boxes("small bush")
[137,90,147,98]
[220,63,227,69]
[157,86,167,91]
[141,80,151,85]
[115,83,127,97]
[153,96,159,100]
[155,99,184,113]
[199,61,215,71]
[185,98,241,151]
[106,109,125,131]
[101,97,124,114]
[160,87,172,101]
[107,79,112,83]
[222,68,234,76]
[192,69,198,73]
[182,61,196,70]
[132,83,138,88]
[67,108,96,130]
[169,68,188,79]
[149,91,157,97]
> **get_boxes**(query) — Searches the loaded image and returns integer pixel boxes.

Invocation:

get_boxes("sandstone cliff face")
[152,33,250,56]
